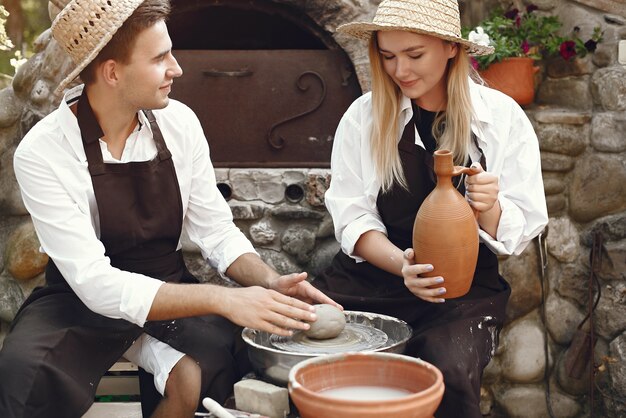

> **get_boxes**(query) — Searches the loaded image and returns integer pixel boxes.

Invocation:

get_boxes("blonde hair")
[368,34,477,192]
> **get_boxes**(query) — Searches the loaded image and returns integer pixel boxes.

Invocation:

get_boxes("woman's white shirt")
[325,80,549,262]
[13,85,256,327]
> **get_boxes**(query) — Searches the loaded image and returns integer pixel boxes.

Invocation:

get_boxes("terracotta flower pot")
[479,57,540,106]
[288,352,444,418]
[412,150,479,299]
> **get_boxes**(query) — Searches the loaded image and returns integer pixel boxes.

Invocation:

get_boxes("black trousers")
[0,289,250,418]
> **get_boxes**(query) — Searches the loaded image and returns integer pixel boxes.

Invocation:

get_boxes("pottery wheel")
[270,323,388,354]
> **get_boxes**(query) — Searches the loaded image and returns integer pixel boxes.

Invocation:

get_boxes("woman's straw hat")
[51,0,145,95]
[337,0,494,56]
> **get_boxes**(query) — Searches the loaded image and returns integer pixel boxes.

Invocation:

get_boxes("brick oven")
[167,0,362,168]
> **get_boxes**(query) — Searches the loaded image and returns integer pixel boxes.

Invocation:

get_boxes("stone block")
[230,170,285,204]
[234,379,289,418]
[269,204,325,220]
[500,313,546,383]
[501,244,541,321]
[591,66,626,111]
[547,194,566,215]
[543,177,566,195]
[541,152,575,172]
[591,112,626,152]
[499,386,581,418]
[606,332,626,417]
[532,109,591,125]
[535,123,589,156]
[545,292,586,344]
[250,220,277,245]
[0,274,24,323]
[257,248,300,277]
[597,240,626,280]
[580,212,626,246]
[0,88,21,129]
[281,227,316,263]
[536,76,592,110]
[229,202,265,220]
[595,282,626,340]
[6,222,48,281]
[546,56,595,78]
[546,217,581,263]
[569,154,626,222]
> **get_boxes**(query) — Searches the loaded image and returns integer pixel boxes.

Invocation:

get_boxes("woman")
[314,0,548,416]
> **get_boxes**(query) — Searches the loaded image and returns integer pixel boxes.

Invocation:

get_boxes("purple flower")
[559,41,577,60]
[504,8,519,19]
[526,4,539,13]
[584,39,598,52]
[521,40,530,54]
[470,57,479,70]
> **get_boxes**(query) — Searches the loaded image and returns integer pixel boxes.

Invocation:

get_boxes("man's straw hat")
[337,0,494,56]
[51,0,145,95]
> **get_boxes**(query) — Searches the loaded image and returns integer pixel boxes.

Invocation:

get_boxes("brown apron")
[314,112,510,418]
[0,90,248,418]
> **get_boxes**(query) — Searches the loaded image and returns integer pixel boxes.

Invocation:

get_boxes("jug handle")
[452,165,482,219]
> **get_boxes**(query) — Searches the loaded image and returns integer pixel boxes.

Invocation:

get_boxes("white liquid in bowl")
[319,385,413,401]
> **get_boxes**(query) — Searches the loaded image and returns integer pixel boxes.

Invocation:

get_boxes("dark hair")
[79,0,171,84]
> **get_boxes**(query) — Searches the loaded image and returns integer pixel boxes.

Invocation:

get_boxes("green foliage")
[0,6,14,51]
[0,0,50,76]
[463,5,604,70]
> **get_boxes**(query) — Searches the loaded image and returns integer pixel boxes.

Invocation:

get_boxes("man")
[0,1,338,417]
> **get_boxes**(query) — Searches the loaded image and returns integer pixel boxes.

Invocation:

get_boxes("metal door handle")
[202,68,253,77]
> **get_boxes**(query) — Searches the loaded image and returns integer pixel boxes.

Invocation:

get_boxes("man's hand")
[269,272,343,310]
[219,285,317,337]
[401,248,446,303]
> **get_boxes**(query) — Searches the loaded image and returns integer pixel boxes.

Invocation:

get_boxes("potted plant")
[463,4,603,105]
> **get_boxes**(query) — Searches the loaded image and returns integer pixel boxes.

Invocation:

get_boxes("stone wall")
[0,0,624,417]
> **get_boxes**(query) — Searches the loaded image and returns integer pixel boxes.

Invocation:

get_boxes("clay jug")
[412,150,479,299]
[479,57,540,106]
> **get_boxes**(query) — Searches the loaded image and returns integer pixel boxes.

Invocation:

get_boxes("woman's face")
[377,31,458,110]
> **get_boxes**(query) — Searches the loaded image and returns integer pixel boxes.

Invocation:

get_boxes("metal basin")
[242,311,412,386]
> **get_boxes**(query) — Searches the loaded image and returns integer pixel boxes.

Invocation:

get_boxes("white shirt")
[325,80,549,261]
[13,85,256,327]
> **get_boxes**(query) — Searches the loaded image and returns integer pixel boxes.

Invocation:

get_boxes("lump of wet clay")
[304,304,346,339]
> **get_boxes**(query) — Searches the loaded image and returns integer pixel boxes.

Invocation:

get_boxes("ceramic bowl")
[242,311,412,385]
[288,352,444,418]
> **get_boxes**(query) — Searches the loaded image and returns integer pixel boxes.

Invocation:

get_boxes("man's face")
[117,20,182,110]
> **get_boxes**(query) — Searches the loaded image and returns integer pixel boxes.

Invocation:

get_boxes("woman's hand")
[401,249,446,303]
[269,272,343,310]
[465,162,502,238]
[465,162,499,213]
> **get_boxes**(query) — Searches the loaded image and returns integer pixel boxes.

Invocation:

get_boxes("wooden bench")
[82,360,141,418]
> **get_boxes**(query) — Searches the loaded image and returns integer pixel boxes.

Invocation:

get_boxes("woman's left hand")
[269,272,343,310]
[465,162,499,213]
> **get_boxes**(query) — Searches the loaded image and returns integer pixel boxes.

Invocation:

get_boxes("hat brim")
[52,0,143,96]
[53,30,118,96]
[337,21,494,57]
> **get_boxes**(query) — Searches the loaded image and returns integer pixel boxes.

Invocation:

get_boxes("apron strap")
[77,89,107,176]
[143,110,172,161]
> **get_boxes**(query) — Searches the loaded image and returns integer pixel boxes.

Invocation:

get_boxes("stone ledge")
[531,108,592,125]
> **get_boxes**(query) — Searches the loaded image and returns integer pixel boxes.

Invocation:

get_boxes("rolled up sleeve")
[324,102,387,261]
[182,113,257,275]
[479,104,548,255]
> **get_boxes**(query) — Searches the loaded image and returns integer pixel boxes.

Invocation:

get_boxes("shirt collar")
[468,78,493,125]
[58,84,153,162]
[399,78,493,126]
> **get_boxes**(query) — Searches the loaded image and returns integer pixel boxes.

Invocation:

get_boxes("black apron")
[314,113,510,418]
[0,90,248,418]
